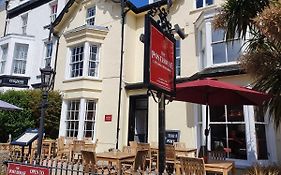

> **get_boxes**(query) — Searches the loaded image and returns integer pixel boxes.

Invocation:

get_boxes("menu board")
[11,129,38,146]
[165,130,180,144]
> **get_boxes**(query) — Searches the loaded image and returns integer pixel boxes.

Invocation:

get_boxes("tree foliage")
[214,0,281,128]
[0,90,62,142]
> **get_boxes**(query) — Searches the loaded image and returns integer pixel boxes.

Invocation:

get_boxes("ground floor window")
[198,105,268,162]
[64,99,97,139]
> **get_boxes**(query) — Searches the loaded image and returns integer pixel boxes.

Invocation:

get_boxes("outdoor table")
[205,159,236,175]
[42,139,56,159]
[96,151,135,174]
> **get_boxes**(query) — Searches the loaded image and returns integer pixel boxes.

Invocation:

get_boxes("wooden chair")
[136,142,154,171]
[179,157,206,175]
[56,136,71,160]
[83,139,98,152]
[71,140,85,162]
[123,146,137,154]
[81,150,97,173]
[208,150,226,160]
[121,150,149,174]
[173,142,186,149]
[165,144,177,173]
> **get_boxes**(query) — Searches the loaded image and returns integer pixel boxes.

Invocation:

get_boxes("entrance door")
[128,95,148,143]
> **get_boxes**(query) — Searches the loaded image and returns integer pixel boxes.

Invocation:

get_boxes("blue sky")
[127,0,150,8]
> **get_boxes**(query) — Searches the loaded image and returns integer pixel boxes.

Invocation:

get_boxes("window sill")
[63,76,102,83]
[189,4,217,15]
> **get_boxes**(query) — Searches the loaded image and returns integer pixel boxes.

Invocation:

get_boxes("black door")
[128,95,148,143]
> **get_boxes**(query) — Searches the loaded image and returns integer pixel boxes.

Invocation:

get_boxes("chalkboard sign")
[11,128,38,146]
[165,130,180,144]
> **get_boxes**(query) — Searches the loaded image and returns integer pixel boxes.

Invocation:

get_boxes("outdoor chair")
[165,144,177,173]
[136,142,154,172]
[173,142,187,156]
[121,150,149,174]
[83,139,98,152]
[208,150,226,161]
[179,157,206,175]
[123,146,137,154]
[56,136,71,161]
[71,140,85,162]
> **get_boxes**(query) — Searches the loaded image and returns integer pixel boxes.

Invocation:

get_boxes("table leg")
[223,170,227,175]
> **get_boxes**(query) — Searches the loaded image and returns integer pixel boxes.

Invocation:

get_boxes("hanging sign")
[144,15,176,96]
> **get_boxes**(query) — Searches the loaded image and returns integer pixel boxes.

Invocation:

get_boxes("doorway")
[128,95,148,143]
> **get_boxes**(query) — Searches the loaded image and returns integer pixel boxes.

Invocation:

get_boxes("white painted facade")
[0,0,66,90]
[53,0,281,168]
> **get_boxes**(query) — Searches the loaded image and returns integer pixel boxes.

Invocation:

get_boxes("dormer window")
[86,6,96,26]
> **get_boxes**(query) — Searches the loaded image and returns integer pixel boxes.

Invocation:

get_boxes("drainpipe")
[116,0,128,149]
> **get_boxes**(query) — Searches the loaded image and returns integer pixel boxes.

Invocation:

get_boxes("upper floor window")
[196,0,213,8]
[70,45,84,77]
[175,40,181,76]
[69,43,100,78]
[212,29,242,64]
[45,43,53,67]
[21,14,28,35]
[13,43,28,74]
[86,6,96,26]
[50,2,58,23]
[0,45,8,74]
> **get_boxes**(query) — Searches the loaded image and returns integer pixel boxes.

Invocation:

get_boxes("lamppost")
[37,65,55,162]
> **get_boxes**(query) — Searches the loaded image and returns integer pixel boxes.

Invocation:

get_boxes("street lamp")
[37,65,55,162]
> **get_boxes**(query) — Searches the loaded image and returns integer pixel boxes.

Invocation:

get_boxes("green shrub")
[0,90,62,142]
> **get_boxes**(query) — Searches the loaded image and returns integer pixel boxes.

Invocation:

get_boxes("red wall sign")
[7,163,50,175]
[144,15,176,96]
[104,115,112,122]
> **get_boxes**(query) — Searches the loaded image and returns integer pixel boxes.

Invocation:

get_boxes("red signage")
[144,15,176,96]
[150,25,175,92]
[104,115,112,122]
[7,163,50,175]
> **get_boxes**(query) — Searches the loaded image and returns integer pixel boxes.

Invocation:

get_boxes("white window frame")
[0,44,8,74]
[44,42,53,67]
[70,45,84,78]
[65,100,80,138]
[13,43,28,74]
[197,105,272,166]
[86,6,96,26]
[195,0,213,9]
[50,2,58,23]
[68,42,100,79]
[83,100,97,139]
[21,14,28,35]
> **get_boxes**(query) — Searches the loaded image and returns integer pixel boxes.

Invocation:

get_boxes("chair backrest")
[165,144,176,161]
[208,150,226,160]
[57,137,65,151]
[133,150,149,172]
[180,157,205,175]
[173,142,186,149]
[123,146,137,154]
[81,150,96,173]
[137,142,150,151]
[72,140,85,153]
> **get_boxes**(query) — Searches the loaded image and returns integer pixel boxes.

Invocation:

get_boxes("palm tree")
[213,0,281,128]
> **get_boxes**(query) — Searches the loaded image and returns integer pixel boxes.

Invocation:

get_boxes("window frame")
[21,14,28,35]
[86,6,96,26]
[50,2,58,23]
[195,0,213,9]
[44,42,53,67]
[83,100,97,139]
[65,100,80,138]
[70,45,84,78]
[175,39,181,77]
[0,44,8,74]
[13,43,28,75]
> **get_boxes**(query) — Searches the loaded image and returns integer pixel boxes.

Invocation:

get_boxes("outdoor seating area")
[1,139,237,174]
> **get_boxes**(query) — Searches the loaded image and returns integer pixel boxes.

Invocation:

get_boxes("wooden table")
[96,152,135,174]
[205,160,236,175]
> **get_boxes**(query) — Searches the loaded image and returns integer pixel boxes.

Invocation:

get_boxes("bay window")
[0,45,8,74]
[64,99,97,139]
[69,42,99,78]
[13,43,28,74]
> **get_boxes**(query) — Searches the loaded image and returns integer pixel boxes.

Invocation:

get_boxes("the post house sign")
[144,15,176,96]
